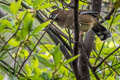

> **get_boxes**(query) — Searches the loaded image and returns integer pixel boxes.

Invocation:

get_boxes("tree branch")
[100,8,115,23]
[72,0,81,79]
[95,46,120,70]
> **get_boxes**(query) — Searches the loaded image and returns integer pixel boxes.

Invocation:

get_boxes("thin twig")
[100,8,115,23]
[17,25,50,75]
[0,1,10,6]
[72,0,81,79]
[0,60,24,77]
[96,62,120,73]
[14,36,30,75]
[67,29,73,53]
[7,51,27,76]
[79,41,100,80]
[94,42,105,65]
[96,46,120,69]
[94,49,120,76]
[0,12,28,53]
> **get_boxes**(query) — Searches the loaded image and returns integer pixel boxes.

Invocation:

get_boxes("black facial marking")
[49,14,57,19]
[55,17,59,21]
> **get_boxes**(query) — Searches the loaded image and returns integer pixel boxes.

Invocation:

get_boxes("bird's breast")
[79,23,91,31]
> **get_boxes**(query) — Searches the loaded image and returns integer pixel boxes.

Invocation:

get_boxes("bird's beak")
[49,14,53,19]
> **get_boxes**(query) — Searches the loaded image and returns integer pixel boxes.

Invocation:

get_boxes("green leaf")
[34,67,41,75]
[0,75,3,80]
[95,37,103,50]
[62,54,80,65]
[35,54,54,67]
[25,0,33,5]
[90,58,96,64]
[41,72,50,80]
[31,58,39,69]
[19,49,29,59]
[37,54,50,61]
[0,4,11,13]
[113,14,120,26]
[32,21,50,35]
[79,0,87,8]
[9,75,18,80]
[33,0,44,8]
[25,64,32,76]
[106,76,115,80]
[39,44,55,53]
[0,51,8,61]
[114,0,120,9]
[10,0,22,15]
[0,56,6,61]
[108,42,114,48]
[0,19,12,32]
[21,13,34,39]
[8,38,20,47]
[37,3,53,10]
[17,11,26,21]
[51,45,62,67]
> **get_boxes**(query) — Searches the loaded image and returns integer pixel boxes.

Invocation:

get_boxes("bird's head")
[49,9,61,20]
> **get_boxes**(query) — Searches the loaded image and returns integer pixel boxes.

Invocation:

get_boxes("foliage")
[0,0,120,80]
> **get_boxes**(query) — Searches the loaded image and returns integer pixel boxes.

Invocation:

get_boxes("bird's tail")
[92,23,111,41]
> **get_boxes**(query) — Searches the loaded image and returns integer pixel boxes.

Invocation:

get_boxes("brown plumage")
[49,9,111,40]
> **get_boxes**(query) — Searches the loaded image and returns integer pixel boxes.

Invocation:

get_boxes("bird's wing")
[79,11,99,17]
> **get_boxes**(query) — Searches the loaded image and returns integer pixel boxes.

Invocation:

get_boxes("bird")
[49,9,111,40]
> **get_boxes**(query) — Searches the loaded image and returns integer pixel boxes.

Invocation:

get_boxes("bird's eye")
[49,14,57,19]
[55,18,59,21]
